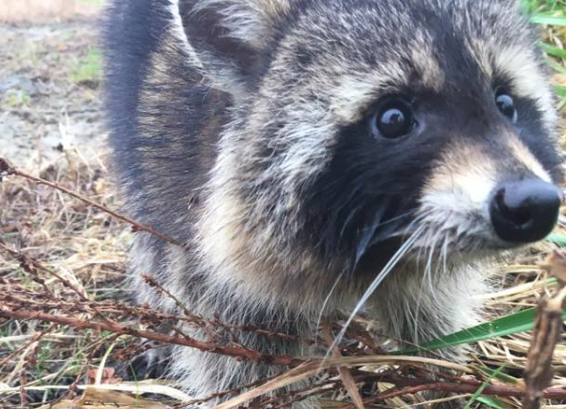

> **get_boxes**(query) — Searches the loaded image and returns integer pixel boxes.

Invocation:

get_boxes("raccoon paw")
[117,344,170,381]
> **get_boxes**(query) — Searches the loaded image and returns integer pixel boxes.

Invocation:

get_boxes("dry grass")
[0,150,135,408]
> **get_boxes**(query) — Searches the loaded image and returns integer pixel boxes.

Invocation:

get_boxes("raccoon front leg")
[375,267,488,360]
[167,318,317,409]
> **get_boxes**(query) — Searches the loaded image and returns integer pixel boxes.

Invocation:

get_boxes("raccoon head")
[179,0,564,302]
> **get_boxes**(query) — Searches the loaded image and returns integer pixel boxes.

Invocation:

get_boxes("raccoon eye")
[372,99,416,139]
[495,89,518,124]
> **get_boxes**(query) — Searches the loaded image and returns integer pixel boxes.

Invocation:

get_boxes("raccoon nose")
[490,179,562,243]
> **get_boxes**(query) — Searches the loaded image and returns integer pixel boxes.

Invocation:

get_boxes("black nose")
[490,179,562,243]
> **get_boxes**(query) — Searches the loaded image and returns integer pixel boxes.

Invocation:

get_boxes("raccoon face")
[182,0,564,284]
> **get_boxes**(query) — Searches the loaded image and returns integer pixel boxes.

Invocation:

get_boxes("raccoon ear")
[178,0,290,96]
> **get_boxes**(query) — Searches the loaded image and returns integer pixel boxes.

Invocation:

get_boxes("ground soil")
[0,2,104,169]
[0,0,100,23]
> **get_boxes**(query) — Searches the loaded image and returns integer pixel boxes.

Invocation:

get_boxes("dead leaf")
[541,250,566,284]
[323,323,366,409]
[38,387,170,409]
[87,367,122,385]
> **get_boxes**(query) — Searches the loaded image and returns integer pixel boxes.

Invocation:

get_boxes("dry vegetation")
[1,152,565,409]
[1,2,566,409]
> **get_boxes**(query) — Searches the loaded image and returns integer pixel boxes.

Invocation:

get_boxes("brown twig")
[336,379,566,409]
[323,323,365,409]
[177,371,296,408]
[0,157,183,248]
[267,381,344,409]
[0,239,88,302]
[523,251,566,409]
[0,323,57,373]
[144,275,314,345]
[0,306,305,368]
[0,240,135,332]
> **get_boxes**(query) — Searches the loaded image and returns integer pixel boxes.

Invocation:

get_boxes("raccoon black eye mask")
[364,88,560,246]
[104,0,564,406]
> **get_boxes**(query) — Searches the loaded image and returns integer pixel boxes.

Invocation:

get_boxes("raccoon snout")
[489,179,562,243]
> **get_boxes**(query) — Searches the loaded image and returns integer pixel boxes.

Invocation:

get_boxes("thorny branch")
[0,157,183,248]
[0,305,304,368]
[143,275,312,345]
[0,239,88,301]
[0,267,305,367]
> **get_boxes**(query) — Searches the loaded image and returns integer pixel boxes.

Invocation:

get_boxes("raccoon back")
[103,0,229,242]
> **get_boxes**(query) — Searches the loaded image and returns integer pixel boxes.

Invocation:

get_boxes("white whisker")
[414,227,441,343]
[315,272,344,345]
[441,235,449,276]
[324,225,426,359]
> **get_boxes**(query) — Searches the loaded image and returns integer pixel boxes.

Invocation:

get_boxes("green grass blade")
[520,0,533,14]
[394,305,566,355]
[554,85,566,99]
[541,43,566,60]
[531,14,566,26]
[476,396,511,409]
[548,59,566,75]
[550,60,566,73]
[473,365,521,386]
[462,365,506,409]
[547,233,566,246]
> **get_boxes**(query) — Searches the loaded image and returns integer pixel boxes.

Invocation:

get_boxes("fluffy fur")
[103,0,564,406]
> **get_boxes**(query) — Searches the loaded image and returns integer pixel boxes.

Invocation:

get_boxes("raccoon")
[103,0,564,405]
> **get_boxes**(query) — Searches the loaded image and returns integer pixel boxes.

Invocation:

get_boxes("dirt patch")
[0,0,101,23]
[0,16,104,169]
